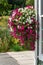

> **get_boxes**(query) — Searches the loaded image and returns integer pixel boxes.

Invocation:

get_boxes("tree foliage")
[0,0,34,16]
[0,0,11,16]
[26,0,34,6]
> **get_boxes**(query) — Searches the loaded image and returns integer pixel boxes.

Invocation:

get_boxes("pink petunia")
[30,42,35,50]
[11,9,18,19]
[12,9,18,14]
[14,34,18,38]
[31,18,36,23]
[13,26,17,32]
[17,12,22,16]
[21,25,24,31]
[10,32,18,38]
[8,17,14,26]
[29,29,33,34]
[17,25,21,29]
[10,32,15,37]
[18,36,24,45]
[27,34,30,39]
[26,5,33,9]
[26,29,29,33]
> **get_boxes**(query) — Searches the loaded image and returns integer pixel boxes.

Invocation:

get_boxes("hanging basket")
[8,6,37,50]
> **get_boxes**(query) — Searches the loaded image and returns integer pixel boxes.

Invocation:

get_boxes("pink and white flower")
[8,5,37,50]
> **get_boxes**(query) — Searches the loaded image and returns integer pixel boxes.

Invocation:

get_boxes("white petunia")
[24,7,28,10]
[10,27,13,32]
[17,25,19,29]
[27,18,29,21]
[9,17,12,21]
[30,27,32,29]
[29,16,30,19]
[28,27,29,29]
[19,17,21,19]
[29,11,32,14]
[32,14,35,17]
[18,8,23,12]
[23,17,25,19]
[29,20,32,24]
[25,13,28,17]
[31,10,34,13]
[23,22,25,24]
[17,25,21,29]
[31,6,33,9]
[15,19,18,21]
[26,21,28,23]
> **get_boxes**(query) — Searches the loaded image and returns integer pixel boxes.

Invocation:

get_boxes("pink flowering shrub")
[8,6,37,50]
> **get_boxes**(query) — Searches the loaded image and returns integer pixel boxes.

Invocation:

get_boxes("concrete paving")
[7,51,35,65]
[0,53,19,65]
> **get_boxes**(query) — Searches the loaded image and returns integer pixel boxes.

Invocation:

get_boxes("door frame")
[39,0,43,61]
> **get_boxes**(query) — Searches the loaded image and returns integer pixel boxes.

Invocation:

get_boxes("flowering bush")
[8,6,37,50]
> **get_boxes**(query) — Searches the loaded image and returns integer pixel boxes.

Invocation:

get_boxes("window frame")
[39,0,43,61]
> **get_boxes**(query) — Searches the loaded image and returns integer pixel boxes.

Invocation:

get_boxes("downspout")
[34,0,37,65]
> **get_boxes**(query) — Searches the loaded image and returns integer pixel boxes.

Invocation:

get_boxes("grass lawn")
[0,16,9,27]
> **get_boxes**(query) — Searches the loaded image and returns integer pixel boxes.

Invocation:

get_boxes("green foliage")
[9,37,23,51]
[0,0,12,16]
[8,0,26,7]
[0,0,34,16]
[26,0,34,6]
[11,37,19,45]
[9,43,23,51]
[0,28,11,52]
[8,37,31,51]
[0,16,9,27]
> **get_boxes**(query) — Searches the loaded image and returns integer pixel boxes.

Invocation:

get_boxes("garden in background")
[0,0,37,52]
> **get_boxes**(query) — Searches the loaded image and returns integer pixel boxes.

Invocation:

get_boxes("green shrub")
[9,43,23,51]
[0,0,12,16]
[8,37,31,51]
[0,16,9,27]
[0,0,34,16]
[0,28,11,52]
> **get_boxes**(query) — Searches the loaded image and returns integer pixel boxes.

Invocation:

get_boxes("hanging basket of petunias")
[8,6,37,50]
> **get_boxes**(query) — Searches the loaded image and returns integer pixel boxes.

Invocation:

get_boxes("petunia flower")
[30,42,35,50]
[13,26,17,32]
[17,25,21,29]
[26,5,33,9]
[21,25,24,31]
[18,36,24,46]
